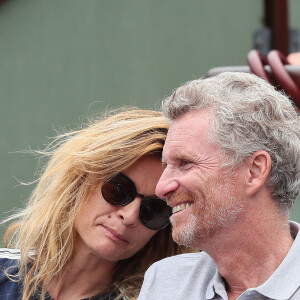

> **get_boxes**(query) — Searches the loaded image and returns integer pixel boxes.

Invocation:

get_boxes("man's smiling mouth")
[172,203,192,214]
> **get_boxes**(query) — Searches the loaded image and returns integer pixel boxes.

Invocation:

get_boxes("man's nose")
[156,167,179,199]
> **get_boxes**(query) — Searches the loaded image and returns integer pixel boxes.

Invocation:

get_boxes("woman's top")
[0,248,119,300]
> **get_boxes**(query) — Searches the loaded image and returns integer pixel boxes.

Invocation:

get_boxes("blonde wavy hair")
[4,108,191,300]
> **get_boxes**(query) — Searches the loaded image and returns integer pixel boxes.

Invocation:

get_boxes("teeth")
[172,203,191,214]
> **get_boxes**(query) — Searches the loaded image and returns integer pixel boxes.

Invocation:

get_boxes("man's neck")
[201,202,294,299]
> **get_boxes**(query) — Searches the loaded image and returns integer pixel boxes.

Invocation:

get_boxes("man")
[138,72,300,300]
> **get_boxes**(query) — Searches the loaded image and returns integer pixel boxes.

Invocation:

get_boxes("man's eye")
[180,159,192,167]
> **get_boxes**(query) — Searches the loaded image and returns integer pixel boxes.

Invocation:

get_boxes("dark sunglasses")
[101,173,171,230]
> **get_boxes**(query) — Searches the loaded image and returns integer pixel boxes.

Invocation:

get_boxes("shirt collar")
[205,221,300,300]
[254,221,300,299]
[206,261,226,299]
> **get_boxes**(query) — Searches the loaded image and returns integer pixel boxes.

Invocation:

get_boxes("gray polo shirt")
[138,221,300,300]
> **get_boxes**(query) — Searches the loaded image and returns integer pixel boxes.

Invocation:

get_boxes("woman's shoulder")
[0,248,21,270]
[0,248,22,300]
[0,248,21,274]
[88,290,120,300]
[0,248,21,260]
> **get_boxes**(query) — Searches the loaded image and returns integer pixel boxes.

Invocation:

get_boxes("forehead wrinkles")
[163,121,210,159]
[168,121,202,143]
[163,130,194,160]
[170,111,212,140]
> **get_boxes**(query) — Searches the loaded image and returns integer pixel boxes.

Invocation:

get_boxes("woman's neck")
[48,250,117,300]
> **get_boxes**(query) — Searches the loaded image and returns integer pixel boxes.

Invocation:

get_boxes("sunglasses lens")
[139,198,171,230]
[102,174,171,230]
[101,174,136,206]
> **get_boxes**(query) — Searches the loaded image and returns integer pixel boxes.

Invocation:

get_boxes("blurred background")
[1,0,300,244]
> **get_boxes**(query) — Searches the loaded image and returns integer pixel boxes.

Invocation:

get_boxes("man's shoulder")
[157,251,206,263]
[148,251,216,276]
[139,251,219,299]
[157,250,211,262]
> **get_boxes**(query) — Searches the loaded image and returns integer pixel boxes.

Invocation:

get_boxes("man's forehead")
[169,109,212,131]
[162,110,218,161]
[165,111,211,142]
[162,132,200,162]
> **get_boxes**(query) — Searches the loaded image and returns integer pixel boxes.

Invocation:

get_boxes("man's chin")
[171,223,195,247]
[171,214,206,248]
[172,232,187,246]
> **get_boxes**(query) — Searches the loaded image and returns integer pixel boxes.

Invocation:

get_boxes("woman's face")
[74,155,164,262]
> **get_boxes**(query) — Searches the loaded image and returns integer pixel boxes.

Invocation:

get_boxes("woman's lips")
[102,225,129,244]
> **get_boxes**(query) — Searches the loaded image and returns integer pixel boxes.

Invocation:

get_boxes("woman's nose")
[155,167,179,199]
[117,198,141,227]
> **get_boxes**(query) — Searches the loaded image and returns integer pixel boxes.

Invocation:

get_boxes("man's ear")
[244,150,272,196]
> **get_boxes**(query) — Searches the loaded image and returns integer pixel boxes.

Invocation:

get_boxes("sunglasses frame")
[101,173,171,230]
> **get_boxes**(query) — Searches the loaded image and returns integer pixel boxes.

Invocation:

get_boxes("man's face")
[156,109,245,248]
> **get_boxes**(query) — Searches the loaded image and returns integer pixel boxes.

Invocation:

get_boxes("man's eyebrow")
[173,153,193,161]
[162,153,194,165]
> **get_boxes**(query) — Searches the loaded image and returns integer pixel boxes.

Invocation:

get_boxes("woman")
[0,108,191,300]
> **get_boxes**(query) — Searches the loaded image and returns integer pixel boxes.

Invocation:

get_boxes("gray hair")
[162,72,300,212]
